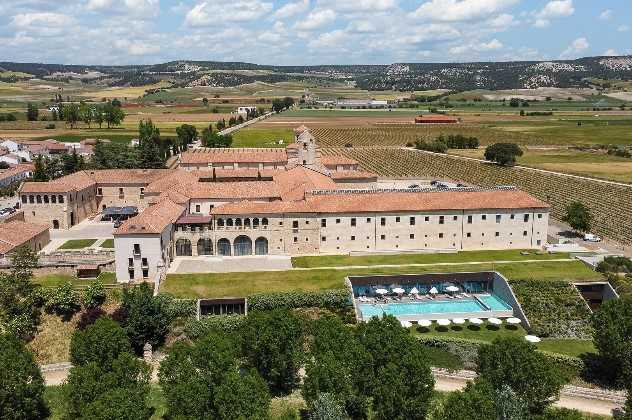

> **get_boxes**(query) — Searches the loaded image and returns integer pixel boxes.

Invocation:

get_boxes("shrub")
[46,282,80,317]
[164,298,197,320]
[416,335,482,369]
[70,317,133,370]
[484,143,523,166]
[83,280,106,309]
[247,289,350,312]
[596,256,632,274]
[309,393,348,420]
[591,298,632,387]
[184,315,245,339]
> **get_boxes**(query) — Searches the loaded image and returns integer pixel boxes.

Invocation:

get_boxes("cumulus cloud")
[603,49,618,56]
[317,0,397,12]
[560,36,588,58]
[186,1,273,26]
[308,29,346,49]
[618,25,629,32]
[114,39,160,55]
[410,0,518,22]
[274,0,309,19]
[533,0,574,27]
[11,12,72,28]
[599,9,612,20]
[86,0,160,16]
[294,8,335,30]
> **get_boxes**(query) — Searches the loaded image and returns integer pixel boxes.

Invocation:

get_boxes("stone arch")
[197,238,213,255]
[217,238,231,256]
[255,237,268,255]
[234,235,252,256]
[175,239,192,256]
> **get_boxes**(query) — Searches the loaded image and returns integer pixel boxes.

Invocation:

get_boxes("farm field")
[231,128,294,148]
[321,147,632,245]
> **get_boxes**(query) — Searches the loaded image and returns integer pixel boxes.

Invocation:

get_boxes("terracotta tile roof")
[272,166,337,201]
[210,189,548,215]
[145,170,200,194]
[0,163,34,182]
[0,221,48,255]
[176,214,212,224]
[180,148,288,164]
[114,199,185,235]
[321,156,359,166]
[330,170,378,181]
[214,168,260,179]
[20,181,77,193]
[50,171,96,190]
[86,169,173,185]
[186,181,281,200]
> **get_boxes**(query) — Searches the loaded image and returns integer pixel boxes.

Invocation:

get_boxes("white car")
[584,233,602,242]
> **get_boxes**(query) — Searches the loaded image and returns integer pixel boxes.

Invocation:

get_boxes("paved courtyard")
[44,218,114,252]
[168,255,292,274]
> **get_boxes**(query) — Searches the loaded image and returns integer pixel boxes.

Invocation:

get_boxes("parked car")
[584,233,602,242]
[408,184,420,189]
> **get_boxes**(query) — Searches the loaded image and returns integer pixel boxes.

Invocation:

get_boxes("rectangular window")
[351,236,355,241]
[366,217,371,223]
[195,204,201,213]
[410,217,415,226]
[380,234,386,240]
[380,217,386,226]
[396,216,400,223]
[467,215,472,224]
[496,215,501,223]
[523,231,528,236]
[321,236,326,242]
[439,216,444,224]
[466,232,471,238]
[292,220,298,229]
[495,232,500,237]
[51,195,56,204]
[142,269,149,278]
[141,258,148,266]
[537,214,542,219]
[133,244,141,255]
[97,187,103,195]
[128,269,134,279]
[58,195,64,203]
[293,237,298,243]
[439,233,444,238]
[536,240,542,246]
[424,216,429,222]
[453,216,458,221]
[21,195,27,204]
[128,258,133,267]
[482,215,487,221]
[524,214,530,222]
[119,187,124,195]
[409,234,414,239]
[140,187,144,196]
[351,218,356,226]
[336,218,341,224]
[321,219,327,228]
[510,214,515,220]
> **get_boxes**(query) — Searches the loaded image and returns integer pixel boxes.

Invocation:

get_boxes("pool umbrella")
[446,286,460,293]
[375,288,388,295]
[506,317,522,325]
[488,318,502,325]
[429,287,438,294]
[400,320,412,328]
[418,320,432,327]
[525,335,541,343]
[410,287,419,295]
[393,287,405,295]
[452,318,466,325]
[436,319,451,326]
[468,318,483,325]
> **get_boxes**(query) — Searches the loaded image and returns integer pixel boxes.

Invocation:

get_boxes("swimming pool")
[358,294,512,319]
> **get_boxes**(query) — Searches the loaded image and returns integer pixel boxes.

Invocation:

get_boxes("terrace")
[348,271,527,324]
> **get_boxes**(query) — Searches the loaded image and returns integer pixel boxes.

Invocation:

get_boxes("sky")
[0,0,630,66]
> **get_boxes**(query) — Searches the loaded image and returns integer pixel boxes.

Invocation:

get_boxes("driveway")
[168,255,292,274]
[549,220,631,258]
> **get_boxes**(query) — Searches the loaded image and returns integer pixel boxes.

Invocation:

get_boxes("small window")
[195,204,201,213]
[482,215,487,221]
[466,232,471,237]
[336,218,341,224]
[351,218,356,227]
[380,234,386,240]
[467,215,472,224]
[409,217,415,226]
[140,187,144,196]
[409,234,414,239]
[128,269,134,279]
[536,240,542,246]
[141,257,148,266]
[293,237,298,243]
[453,216,458,221]
[439,216,444,224]
[321,236,326,242]
[292,220,298,229]
[395,216,400,223]
[424,216,429,222]
[51,195,56,204]
[133,244,141,255]
[351,236,355,241]
[43,195,49,203]
[29,195,34,203]
[496,215,501,223]
[366,217,371,223]
[97,188,103,195]
[128,258,133,267]
[36,195,41,203]
[58,195,64,203]
[523,231,528,236]
[510,214,515,220]
[524,214,530,222]
[119,187,124,195]
[321,219,327,227]
[495,232,500,237]
[537,214,542,219]
[380,217,386,226]
[439,233,444,238]
[142,269,149,278]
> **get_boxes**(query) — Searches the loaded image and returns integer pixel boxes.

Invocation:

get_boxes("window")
[351,218,356,227]
[351,236,355,241]
[410,217,415,226]
[58,195,64,203]
[467,215,472,224]
[119,187,124,196]
[524,214,530,222]
[482,215,487,221]
[97,188,103,195]
[292,220,299,229]
[29,195,34,203]
[453,216,458,221]
[410,234,415,239]
[43,195,49,203]
[366,218,371,223]
[466,232,471,238]
[36,195,41,203]
[439,216,444,224]
[133,244,141,255]
[336,218,341,224]
[128,258,133,267]
[195,204,201,213]
[21,195,27,204]
[128,269,134,279]
[523,231,528,236]
[510,214,515,220]
[51,195,56,204]
[380,217,386,226]
[322,236,326,241]
[495,232,500,237]
[396,216,400,223]
[496,215,501,223]
[536,240,542,246]
[140,187,144,196]
[293,237,298,243]
[141,258,148,266]
[321,219,327,227]
[380,234,386,240]
[142,269,149,278]
[439,233,444,238]
[537,214,542,219]
[424,216,429,222]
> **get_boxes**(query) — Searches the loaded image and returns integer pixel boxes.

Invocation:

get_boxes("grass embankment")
[292,249,569,268]
[162,260,600,299]
[100,239,114,248]
[57,239,98,250]
[231,128,294,148]
[34,272,116,288]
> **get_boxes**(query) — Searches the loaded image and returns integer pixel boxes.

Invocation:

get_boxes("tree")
[202,97,208,107]
[240,309,305,396]
[65,103,80,129]
[175,124,198,151]
[26,103,38,121]
[201,125,232,148]
[591,298,632,387]
[283,96,295,110]
[70,317,132,370]
[103,102,125,128]
[83,280,106,309]
[272,98,285,113]
[0,334,49,420]
[477,337,566,413]
[309,393,347,420]
[561,201,592,233]
[32,155,49,182]
[436,379,497,420]
[62,148,85,175]
[119,283,172,353]
[509,98,521,107]
[137,120,165,168]
[484,143,523,166]
[45,281,80,318]
[596,256,632,275]
[214,369,271,420]
[80,103,93,128]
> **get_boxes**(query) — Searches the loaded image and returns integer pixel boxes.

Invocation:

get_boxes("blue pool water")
[359,294,512,319]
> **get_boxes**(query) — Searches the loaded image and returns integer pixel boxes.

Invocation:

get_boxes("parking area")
[168,255,292,274]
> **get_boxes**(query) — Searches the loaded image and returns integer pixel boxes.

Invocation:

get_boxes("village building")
[0,221,50,259]
[0,163,34,187]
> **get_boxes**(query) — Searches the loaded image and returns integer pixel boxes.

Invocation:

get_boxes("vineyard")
[313,126,547,147]
[321,147,632,245]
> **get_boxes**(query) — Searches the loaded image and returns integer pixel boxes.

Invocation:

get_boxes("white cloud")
[86,0,113,11]
[478,38,503,51]
[123,0,160,15]
[533,18,550,28]
[598,9,612,21]
[536,0,574,18]
[11,12,72,28]
[86,0,160,16]
[114,39,160,55]
[450,38,503,55]
[560,36,588,58]
[317,0,397,12]
[618,25,630,32]
[487,13,516,28]
[294,8,335,30]
[274,0,309,19]
[603,49,618,57]
[186,1,273,26]
[346,20,376,33]
[308,29,346,49]
[411,0,518,22]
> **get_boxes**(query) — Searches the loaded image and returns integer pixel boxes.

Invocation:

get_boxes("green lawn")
[57,239,98,250]
[231,128,294,148]
[34,272,116,288]
[100,239,114,248]
[162,260,600,299]
[537,338,596,358]
[292,249,569,268]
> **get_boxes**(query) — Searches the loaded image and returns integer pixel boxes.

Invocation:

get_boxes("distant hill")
[1,56,632,91]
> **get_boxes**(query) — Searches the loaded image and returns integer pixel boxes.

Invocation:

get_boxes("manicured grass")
[292,249,569,268]
[536,338,596,358]
[162,260,600,299]
[231,128,294,148]
[57,239,98,250]
[34,272,116,288]
[100,239,114,248]
[424,346,465,370]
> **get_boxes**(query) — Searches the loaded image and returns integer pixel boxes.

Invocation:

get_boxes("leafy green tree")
[214,369,271,420]
[94,105,104,128]
[62,148,85,175]
[201,125,232,148]
[592,298,632,387]
[90,141,141,169]
[83,280,106,309]
[111,98,122,108]
[436,379,497,420]
[561,201,592,233]
[202,97,208,107]
[309,393,347,420]
[283,96,295,109]
[103,102,125,128]
[240,309,305,396]
[0,333,49,420]
[596,256,632,275]
[137,119,164,168]
[26,103,38,121]
[65,103,80,129]
[45,282,80,318]
[70,317,132,370]
[176,124,198,151]
[80,103,93,128]
[272,98,285,113]
[477,337,566,413]
[484,143,523,166]
[119,283,172,353]
[32,155,49,182]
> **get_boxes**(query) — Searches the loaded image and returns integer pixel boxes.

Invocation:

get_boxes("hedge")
[246,289,351,312]
[184,315,246,339]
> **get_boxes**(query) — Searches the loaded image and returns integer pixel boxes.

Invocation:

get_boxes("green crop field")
[231,128,294,148]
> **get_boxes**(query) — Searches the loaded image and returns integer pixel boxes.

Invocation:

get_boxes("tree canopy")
[484,142,523,166]
[561,201,592,233]
[592,298,632,388]
[70,317,133,370]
